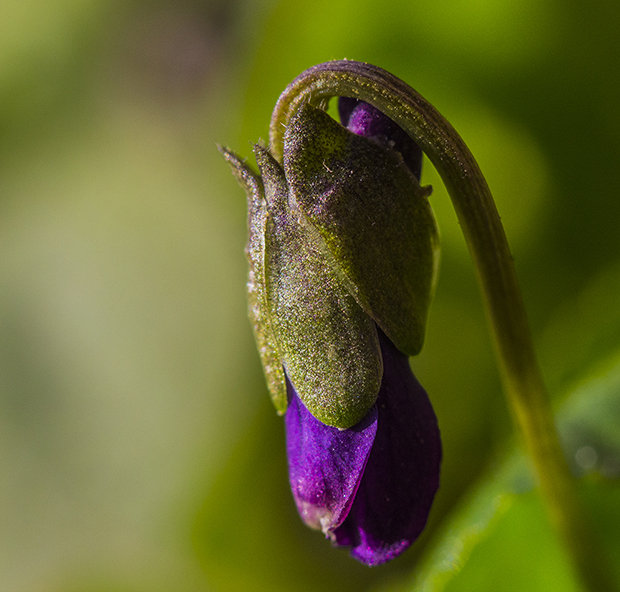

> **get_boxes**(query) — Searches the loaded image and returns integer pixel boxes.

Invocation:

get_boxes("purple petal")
[331,331,441,566]
[285,378,378,533]
[338,97,423,181]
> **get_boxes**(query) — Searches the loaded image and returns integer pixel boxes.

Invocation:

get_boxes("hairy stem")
[269,60,611,591]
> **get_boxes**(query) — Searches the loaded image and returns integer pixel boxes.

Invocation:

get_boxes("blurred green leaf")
[383,350,620,592]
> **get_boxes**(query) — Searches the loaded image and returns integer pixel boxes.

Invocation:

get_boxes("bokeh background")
[2,1,619,591]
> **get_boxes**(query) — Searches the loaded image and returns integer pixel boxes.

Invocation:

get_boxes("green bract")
[220,103,438,428]
[220,148,288,413]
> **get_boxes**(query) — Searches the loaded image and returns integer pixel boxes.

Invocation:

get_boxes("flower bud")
[221,101,438,428]
[222,84,442,566]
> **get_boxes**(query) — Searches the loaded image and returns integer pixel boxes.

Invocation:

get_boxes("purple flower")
[286,329,441,566]
[284,99,441,566]
[221,96,441,566]
[338,97,423,180]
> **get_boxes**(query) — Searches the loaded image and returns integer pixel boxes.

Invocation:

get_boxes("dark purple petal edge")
[331,331,442,566]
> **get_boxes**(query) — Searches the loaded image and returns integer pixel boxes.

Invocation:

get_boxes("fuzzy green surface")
[258,146,382,428]
[220,146,288,414]
[284,104,439,356]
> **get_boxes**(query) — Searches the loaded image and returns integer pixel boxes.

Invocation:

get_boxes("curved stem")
[269,60,611,591]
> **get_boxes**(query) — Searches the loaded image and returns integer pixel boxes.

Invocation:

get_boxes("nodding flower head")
[220,95,441,566]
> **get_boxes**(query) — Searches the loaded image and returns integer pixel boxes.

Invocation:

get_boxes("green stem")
[269,60,611,591]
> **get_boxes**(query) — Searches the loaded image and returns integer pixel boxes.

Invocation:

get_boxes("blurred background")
[2,1,619,591]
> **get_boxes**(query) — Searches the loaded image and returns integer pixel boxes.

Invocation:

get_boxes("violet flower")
[286,329,440,565]
[220,97,441,566]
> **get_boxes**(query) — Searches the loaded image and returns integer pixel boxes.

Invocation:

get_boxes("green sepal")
[283,104,439,356]
[218,146,288,414]
[255,145,382,429]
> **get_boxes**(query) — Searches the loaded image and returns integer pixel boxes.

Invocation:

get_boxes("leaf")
[283,104,439,356]
[258,146,383,429]
[381,350,620,592]
[219,146,288,414]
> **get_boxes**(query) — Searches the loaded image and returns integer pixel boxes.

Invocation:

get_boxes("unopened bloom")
[220,95,441,565]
